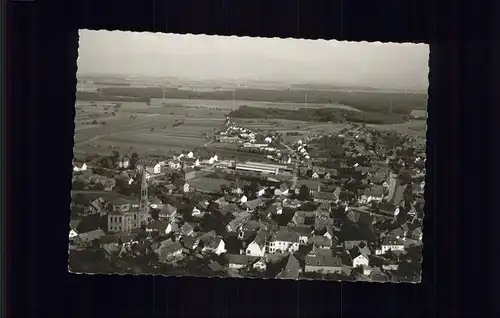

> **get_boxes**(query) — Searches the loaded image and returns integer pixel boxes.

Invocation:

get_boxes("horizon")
[78,30,430,91]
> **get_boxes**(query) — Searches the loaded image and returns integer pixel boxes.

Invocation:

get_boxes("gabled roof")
[273,230,299,243]
[314,192,337,201]
[305,255,343,268]
[278,255,300,280]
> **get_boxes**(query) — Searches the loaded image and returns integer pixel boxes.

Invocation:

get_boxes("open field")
[76,86,427,114]
[189,177,231,193]
[366,120,427,137]
[73,102,225,156]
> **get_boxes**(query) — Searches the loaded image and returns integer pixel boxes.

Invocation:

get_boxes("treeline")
[75,91,150,103]
[93,81,131,86]
[77,86,426,114]
[227,106,407,125]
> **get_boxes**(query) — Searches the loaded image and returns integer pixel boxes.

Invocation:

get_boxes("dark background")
[6,0,496,317]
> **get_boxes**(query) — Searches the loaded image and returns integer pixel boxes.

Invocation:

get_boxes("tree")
[130,152,139,169]
[298,185,311,201]
[111,150,120,164]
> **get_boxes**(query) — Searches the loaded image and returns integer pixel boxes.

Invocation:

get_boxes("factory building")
[235,161,288,175]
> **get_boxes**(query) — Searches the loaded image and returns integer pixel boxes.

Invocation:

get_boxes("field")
[73,102,226,157]
[73,96,426,159]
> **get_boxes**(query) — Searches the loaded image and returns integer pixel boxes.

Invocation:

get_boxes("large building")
[235,161,288,175]
[107,169,149,233]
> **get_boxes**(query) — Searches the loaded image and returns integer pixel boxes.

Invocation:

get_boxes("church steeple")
[139,168,149,213]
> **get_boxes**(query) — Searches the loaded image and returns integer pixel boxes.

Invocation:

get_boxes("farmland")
[73,101,225,157]
[73,95,427,159]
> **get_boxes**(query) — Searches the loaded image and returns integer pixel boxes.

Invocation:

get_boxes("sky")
[78,30,430,90]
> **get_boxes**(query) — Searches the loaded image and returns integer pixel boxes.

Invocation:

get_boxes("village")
[69,117,425,282]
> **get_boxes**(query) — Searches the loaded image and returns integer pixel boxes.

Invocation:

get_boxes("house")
[243,198,264,212]
[350,248,370,268]
[180,222,195,236]
[226,212,251,233]
[225,254,258,269]
[238,220,261,241]
[291,211,315,226]
[191,206,205,218]
[73,162,88,172]
[239,195,248,204]
[313,192,338,203]
[304,254,343,274]
[288,225,314,244]
[276,254,300,280]
[159,204,177,221]
[308,235,333,250]
[274,183,290,196]
[412,227,423,241]
[200,231,227,255]
[207,261,225,274]
[361,185,385,203]
[145,220,169,235]
[245,230,268,257]
[380,237,405,254]
[252,257,267,271]
[83,198,105,216]
[165,184,177,194]
[312,172,319,179]
[180,235,200,250]
[268,230,300,254]
[153,163,162,174]
[69,229,79,240]
[165,222,180,235]
[182,183,190,193]
[155,241,183,263]
[74,229,106,246]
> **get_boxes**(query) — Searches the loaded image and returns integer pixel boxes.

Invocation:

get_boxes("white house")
[257,188,266,197]
[352,253,370,268]
[240,195,248,204]
[268,231,300,254]
[245,232,267,257]
[69,229,78,240]
[381,238,405,254]
[73,163,87,172]
[264,136,273,143]
[183,183,190,193]
[187,151,194,159]
[253,258,267,271]
[191,207,204,218]
[312,172,319,179]
[153,163,161,174]
[194,158,200,167]
[202,237,226,255]
[128,178,134,185]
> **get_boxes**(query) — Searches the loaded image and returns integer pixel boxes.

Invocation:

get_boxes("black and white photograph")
[69,30,428,283]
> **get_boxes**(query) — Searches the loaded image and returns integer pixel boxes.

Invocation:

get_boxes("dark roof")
[208,261,225,273]
[382,237,405,246]
[109,197,133,205]
[278,255,300,279]
[225,254,258,265]
[391,184,407,205]
[313,192,337,201]
[158,241,183,256]
[287,225,314,236]
[305,255,342,267]
[180,235,198,249]
[273,230,299,243]
[308,235,332,247]
[244,198,264,210]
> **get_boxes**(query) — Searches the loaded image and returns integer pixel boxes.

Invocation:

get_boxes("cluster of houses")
[69,122,424,282]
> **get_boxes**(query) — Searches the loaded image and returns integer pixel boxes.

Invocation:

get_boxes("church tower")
[139,168,149,213]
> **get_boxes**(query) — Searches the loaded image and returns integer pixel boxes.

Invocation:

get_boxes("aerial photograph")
[69,30,428,283]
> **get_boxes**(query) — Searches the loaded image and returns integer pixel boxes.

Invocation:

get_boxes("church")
[107,168,150,233]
